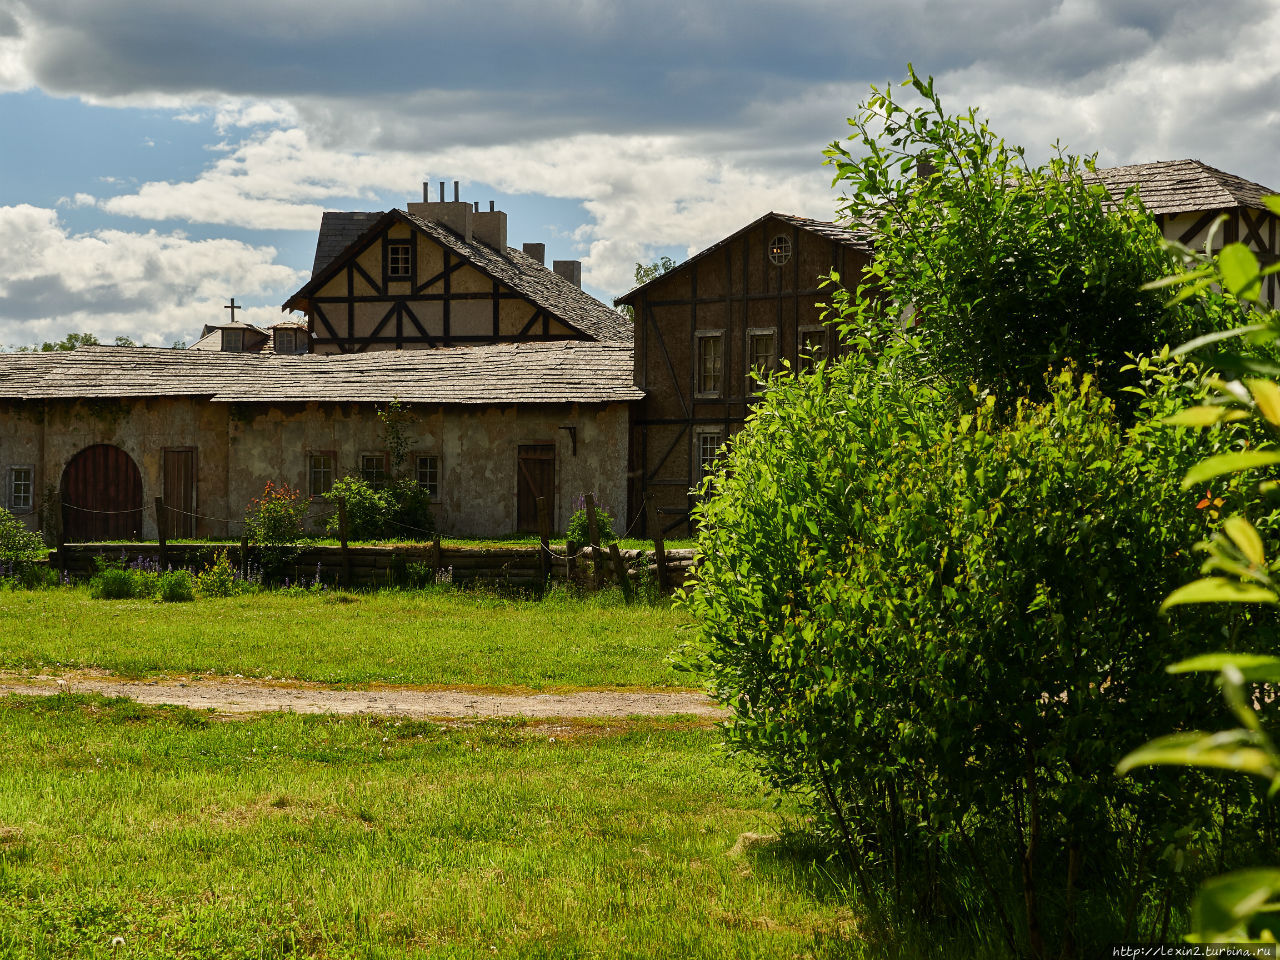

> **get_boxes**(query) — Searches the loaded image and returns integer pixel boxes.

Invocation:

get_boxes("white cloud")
[0,204,305,347]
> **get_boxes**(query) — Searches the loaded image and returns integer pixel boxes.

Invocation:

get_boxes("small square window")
[388,243,412,280]
[695,431,723,482]
[9,466,33,512]
[361,454,388,489]
[275,328,306,355]
[221,328,244,352]
[308,453,334,497]
[747,329,776,392]
[416,454,440,499]
[799,326,829,372]
[696,333,724,397]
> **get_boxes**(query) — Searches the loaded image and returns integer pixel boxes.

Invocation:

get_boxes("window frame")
[386,240,414,283]
[746,326,777,394]
[767,234,792,266]
[360,452,390,490]
[8,465,34,514]
[415,453,441,501]
[693,427,725,486]
[308,451,335,499]
[798,324,830,372]
[695,330,725,399]
[221,328,244,352]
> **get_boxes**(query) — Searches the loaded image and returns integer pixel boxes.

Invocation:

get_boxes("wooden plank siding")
[623,214,872,536]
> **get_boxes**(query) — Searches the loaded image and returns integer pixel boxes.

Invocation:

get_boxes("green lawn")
[0,587,690,691]
[0,695,862,959]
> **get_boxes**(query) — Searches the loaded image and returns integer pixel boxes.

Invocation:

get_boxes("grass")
[0,694,863,959]
[0,587,690,691]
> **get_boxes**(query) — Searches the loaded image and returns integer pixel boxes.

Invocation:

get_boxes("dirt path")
[0,671,725,720]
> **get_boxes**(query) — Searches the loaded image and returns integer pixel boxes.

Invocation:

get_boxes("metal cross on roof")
[224,298,240,323]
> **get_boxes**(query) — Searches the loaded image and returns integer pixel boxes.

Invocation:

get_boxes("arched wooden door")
[61,444,144,541]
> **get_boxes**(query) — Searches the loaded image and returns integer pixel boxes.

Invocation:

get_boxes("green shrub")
[0,507,47,583]
[324,475,435,542]
[157,569,194,602]
[244,481,310,582]
[680,334,1266,948]
[195,549,240,598]
[565,502,617,546]
[90,566,139,600]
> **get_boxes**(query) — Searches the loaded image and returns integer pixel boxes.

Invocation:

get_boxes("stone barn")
[0,342,638,541]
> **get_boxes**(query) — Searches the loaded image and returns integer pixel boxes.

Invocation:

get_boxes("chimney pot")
[422,181,430,202]
[553,259,582,288]
[453,180,460,202]
[489,200,495,212]
[523,242,545,266]
[438,180,445,202]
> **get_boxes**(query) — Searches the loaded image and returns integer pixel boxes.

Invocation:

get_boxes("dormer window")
[388,242,412,280]
[221,329,244,352]
[274,328,307,355]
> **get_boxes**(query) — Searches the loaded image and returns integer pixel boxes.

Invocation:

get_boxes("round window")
[768,234,792,266]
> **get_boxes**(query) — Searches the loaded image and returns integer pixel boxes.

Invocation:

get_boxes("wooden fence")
[51,541,696,594]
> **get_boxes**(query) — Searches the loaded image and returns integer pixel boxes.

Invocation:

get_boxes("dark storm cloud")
[8,0,1268,147]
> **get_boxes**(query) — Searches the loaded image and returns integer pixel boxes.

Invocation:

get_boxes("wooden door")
[516,444,555,533]
[163,448,196,538]
[60,444,144,542]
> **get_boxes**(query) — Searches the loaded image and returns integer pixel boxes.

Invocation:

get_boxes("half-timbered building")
[616,213,872,536]
[1093,159,1280,304]
[282,183,630,352]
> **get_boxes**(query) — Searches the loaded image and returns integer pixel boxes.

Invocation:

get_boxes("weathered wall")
[0,397,629,539]
[630,216,871,535]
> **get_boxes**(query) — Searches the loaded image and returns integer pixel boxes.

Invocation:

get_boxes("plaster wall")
[0,397,629,539]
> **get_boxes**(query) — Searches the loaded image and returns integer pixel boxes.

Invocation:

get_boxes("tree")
[40,332,99,351]
[618,256,677,319]
[823,65,1220,405]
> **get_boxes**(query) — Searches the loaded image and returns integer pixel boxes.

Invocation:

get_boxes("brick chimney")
[553,259,582,288]
[407,180,473,243]
[522,242,546,265]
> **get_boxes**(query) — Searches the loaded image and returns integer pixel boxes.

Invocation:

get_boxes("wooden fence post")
[536,496,551,587]
[336,496,351,587]
[584,492,603,588]
[55,514,66,579]
[154,497,168,567]
[566,540,578,585]
[432,533,442,584]
[646,496,670,593]
[608,542,633,604]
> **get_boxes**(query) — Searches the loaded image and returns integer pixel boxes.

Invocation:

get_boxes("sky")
[0,0,1277,348]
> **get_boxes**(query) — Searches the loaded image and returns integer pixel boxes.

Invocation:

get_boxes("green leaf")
[1220,243,1263,300]
[1191,869,1280,942]
[1182,450,1280,489]
[1249,379,1280,425]
[1265,196,1280,218]
[1162,406,1240,427]
[1174,324,1271,357]
[1171,653,1280,683]
[1160,577,1278,611]
[1116,730,1277,779]
[1224,515,1266,567]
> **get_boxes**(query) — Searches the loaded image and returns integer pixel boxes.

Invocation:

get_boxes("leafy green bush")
[244,482,310,581]
[823,67,1231,406]
[90,566,140,600]
[679,325,1269,948]
[194,549,242,598]
[0,507,47,583]
[565,502,617,546]
[157,569,194,602]
[324,475,434,541]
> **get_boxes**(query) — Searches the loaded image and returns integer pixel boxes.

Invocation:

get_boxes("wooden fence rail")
[49,542,697,592]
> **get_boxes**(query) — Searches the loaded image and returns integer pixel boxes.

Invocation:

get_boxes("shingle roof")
[311,211,384,275]
[615,211,873,305]
[1090,160,1279,216]
[0,343,642,405]
[291,209,632,343]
